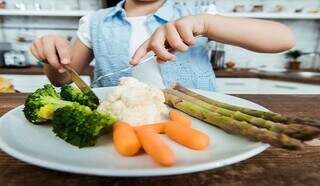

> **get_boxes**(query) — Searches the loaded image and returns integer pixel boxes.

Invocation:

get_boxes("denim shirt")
[90,0,216,91]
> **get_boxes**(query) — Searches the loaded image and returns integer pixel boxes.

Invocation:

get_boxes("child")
[30,0,294,91]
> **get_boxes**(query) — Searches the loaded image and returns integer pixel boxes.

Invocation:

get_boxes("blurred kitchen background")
[0,0,320,94]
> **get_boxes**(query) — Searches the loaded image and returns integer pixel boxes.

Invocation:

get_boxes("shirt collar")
[105,0,175,22]
[153,0,176,22]
[105,0,126,18]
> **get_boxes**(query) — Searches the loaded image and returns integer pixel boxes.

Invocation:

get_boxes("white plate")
[0,87,269,177]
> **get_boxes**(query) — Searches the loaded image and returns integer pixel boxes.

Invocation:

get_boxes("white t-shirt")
[77,5,217,87]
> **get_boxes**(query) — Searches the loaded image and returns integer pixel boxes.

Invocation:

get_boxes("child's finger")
[42,38,65,73]
[156,58,166,64]
[130,40,150,65]
[30,45,42,61]
[33,39,46,60]
[148,30,176,62]
[55,38,71,65]
[175,21,197,46]
[164,23,189,52]
[150,43,175,62]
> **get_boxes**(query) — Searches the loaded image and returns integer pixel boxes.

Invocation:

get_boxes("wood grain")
[0,94,319,186]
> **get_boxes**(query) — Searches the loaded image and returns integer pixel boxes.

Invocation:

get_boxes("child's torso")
[127,16,165,87]
[90,0,216,91]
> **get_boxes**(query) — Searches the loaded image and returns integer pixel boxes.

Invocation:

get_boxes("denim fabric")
[90,0,216,91]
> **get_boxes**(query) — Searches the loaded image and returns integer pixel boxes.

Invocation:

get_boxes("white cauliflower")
[97,77,168,126]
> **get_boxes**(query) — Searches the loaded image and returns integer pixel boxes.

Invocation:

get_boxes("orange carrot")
[135,122,175,134]
[113,121,141,156]
[135,123,166,133]
[136,127,176,166]
[169,110,191,127]
[165,121,209,150]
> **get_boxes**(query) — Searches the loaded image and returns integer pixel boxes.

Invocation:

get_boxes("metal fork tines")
[92,55,155,85]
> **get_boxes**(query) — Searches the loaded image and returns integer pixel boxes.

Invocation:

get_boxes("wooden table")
[0,94,320,186]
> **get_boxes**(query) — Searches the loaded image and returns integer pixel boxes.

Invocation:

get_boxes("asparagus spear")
[164,92,304,150]
[172,83,320,128]
[164,88,320,141]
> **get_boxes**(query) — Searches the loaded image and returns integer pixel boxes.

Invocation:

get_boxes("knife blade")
[41,59,99,103]
[64,65,99,103]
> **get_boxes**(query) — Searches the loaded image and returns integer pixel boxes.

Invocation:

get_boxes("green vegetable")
[165,88,320,141]
[60,85,99,110]
[172,83,320,128]
[164,91,304,150]
[52,105,117,148]
[23,84,77,124]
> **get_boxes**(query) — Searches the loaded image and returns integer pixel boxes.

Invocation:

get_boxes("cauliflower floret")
[98,77,168,126]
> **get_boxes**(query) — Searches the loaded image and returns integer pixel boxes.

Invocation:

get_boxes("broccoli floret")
[60,85,99,110]
[23,84,78,125]
[52,105,117,148]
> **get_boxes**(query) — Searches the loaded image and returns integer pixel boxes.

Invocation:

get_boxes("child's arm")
[130,14,295,64]
[30,36,93,86]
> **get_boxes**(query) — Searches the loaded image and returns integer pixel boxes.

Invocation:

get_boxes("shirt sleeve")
[77,14,93,49]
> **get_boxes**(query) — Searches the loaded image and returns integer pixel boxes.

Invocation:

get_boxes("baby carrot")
[113,121,141,156]
[169,110,191,127]
[135,122,167,133]
[165,121,209,150]
[136,127,176,166]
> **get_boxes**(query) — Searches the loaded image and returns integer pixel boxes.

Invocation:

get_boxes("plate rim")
[0,88,270,177]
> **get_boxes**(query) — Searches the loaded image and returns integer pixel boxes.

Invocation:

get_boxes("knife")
[41,59,99,102]
[63,65,99,104]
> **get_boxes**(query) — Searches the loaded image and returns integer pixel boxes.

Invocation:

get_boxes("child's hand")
[130,15,207,65]
[30,35,72,73]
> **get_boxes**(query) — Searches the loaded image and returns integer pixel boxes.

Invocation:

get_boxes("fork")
[92,36,203,86]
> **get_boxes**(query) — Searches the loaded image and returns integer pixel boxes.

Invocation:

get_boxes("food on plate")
[173,83,320,129]
[23,84,81,124]
[169,110,191,127]
[165,121,209,150]
[165,90,304,150]
[136,127,176,166]
[0,76,15,93]
[23,81,212,166]
[60,85,99,110]
[135,122,168,134]
[164,84,320,150]
[98,77,168,126]
[113,121,141,156]
[52,104,116,148]
[23,84,117,148]
[166,88,320,141]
